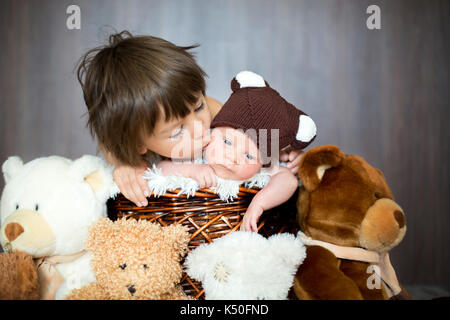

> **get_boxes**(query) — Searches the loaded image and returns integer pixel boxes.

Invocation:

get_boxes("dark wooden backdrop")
[0,0,449,289]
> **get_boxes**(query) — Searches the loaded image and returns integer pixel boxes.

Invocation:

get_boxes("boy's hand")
[191,164,218,188]
[240,202,264,232]
[113,162,150,207]
[280,147,305,175]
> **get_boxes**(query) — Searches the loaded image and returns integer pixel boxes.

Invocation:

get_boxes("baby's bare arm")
[241,166,298,232]
[157,160,196,177]
[157,160,218,188]
[255,167,298,210]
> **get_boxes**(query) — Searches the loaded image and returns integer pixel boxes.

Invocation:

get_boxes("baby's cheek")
[206,143,224,164]
[234,163,261,180]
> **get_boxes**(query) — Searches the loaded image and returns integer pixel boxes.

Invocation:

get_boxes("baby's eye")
[245,154,254,160]
[169,125,185,139]
[119,264,127,270]
[143,264,148,269]
[223,138,232,146]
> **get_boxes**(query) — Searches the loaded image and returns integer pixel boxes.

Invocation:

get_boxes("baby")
[158,71,317,231]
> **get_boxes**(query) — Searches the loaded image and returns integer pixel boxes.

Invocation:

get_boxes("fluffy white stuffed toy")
[0,155,115,299]
[184,231,306,300]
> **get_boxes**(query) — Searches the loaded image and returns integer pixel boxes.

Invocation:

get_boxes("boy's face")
[140,94,211,160]
[204,127,262,180]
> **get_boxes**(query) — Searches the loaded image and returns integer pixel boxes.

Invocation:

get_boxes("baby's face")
[204,127,262,180]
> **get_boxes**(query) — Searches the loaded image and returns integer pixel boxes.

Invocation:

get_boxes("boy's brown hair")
[76,30,207,166]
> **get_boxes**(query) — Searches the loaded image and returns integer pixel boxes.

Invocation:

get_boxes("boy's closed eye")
[169,102,204,139]
[169,125,185,139]
[194,102,205,112]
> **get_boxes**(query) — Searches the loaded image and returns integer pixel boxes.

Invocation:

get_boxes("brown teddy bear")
[66,218,192,300]
[291,145,411,300]
[0,251,40,299]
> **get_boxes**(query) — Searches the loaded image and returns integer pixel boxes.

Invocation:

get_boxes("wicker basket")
[106,186,299,299]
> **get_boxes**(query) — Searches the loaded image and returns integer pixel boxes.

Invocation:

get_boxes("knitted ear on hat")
[230,71,270,92]
[290,112,318,150]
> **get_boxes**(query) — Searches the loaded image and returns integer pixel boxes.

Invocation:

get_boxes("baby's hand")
[191,164,218,188]
[240,202,264,232]
[113,162,150,207]
[280,147,305,175]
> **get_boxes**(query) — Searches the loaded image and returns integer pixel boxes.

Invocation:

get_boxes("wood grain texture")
[0,0,448,289]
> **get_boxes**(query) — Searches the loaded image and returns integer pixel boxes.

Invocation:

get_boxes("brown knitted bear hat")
[211,71,317,159]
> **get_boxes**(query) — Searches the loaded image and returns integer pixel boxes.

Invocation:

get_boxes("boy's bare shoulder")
[205,96,223,119]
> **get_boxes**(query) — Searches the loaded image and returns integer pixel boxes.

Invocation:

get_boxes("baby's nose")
[225,152,238,164]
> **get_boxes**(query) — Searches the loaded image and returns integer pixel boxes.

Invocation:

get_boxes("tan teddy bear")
[66,218,192,300]
[0,251,40,300]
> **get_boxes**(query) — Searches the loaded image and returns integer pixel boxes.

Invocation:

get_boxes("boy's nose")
[203,130,211,144]
[191,120,206,139]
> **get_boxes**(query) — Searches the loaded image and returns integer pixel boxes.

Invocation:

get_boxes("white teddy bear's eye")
[15,204,19,210]
[35,204,39,211]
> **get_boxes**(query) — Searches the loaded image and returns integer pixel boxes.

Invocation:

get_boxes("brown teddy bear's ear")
[298,145,345,192]
[163,225,190,257]
[86,217,114,252]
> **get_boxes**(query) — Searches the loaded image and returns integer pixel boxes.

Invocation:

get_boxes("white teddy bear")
[0,155,115,299]
[184,231,306,300]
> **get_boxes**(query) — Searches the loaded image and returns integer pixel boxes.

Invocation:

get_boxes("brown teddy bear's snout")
[359,198,406,253]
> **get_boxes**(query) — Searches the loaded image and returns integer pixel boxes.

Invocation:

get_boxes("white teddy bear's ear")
[2,156,24,184]
[68,155,115,203]
[268,233,306,268]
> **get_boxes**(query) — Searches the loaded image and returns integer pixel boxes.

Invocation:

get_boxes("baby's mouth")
[215,163,234,172]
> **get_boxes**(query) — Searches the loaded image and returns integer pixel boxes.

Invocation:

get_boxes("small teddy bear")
[66,218,192,300]
[185,231,305,300]
[0,251,40,300]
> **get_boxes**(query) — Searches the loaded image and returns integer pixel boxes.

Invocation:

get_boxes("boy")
[77,31,304,206]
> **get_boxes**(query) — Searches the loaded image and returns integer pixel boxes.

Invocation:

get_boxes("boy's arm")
[98,144,150,207]
[280,146,305,175]
[241,166,298,232]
